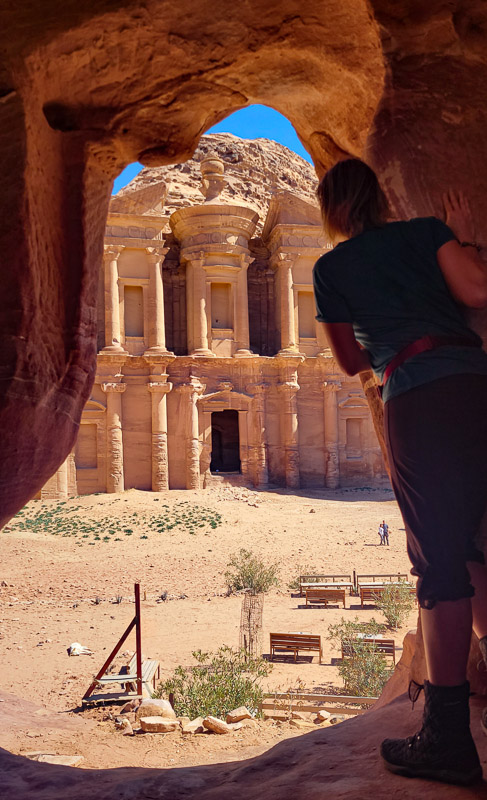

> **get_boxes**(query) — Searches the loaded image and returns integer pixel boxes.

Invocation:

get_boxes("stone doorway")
[210,410,241,473]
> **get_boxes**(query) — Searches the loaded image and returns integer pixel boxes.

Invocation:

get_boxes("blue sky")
[112,105,312,194]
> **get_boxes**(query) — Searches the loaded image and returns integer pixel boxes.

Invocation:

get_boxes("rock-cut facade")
[40,135,387,498]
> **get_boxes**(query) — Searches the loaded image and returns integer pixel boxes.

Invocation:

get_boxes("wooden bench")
[305,587,346,608]
[356,573,409,590]
[91,655,160,698]
[270,633,322,664]
[359,584,416,607]
[299,574,353,596]
[341,637,396,665]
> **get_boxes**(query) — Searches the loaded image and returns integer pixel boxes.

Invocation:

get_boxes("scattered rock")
[227,721,243,731]
[329,715,347,725]
[309,509,316,513]
[114,717,125,729]
[139,716,179,733]
[203,716,231,734]
[315,709,331,723]
[178,716,191,728]
[136,699,176,720]
[226,706,252,724]
[121,719,134,736]
[37,754,84,767]
[182,717,205,734]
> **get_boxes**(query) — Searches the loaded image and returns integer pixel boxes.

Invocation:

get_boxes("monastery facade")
[41,146,387,498]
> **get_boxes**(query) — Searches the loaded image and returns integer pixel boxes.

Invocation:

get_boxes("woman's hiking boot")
[380,680,482,786]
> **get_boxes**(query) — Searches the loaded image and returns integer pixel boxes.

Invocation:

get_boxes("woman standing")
[313,158,487,786]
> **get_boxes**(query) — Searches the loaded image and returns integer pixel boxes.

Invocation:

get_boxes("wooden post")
[135,583,142,698]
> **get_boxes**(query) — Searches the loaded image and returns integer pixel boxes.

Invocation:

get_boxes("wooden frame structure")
[82,582,143,703]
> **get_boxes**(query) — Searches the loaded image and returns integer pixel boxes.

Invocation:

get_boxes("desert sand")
[0,487,417,770]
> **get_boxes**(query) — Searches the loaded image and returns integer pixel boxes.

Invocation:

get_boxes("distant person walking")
[378,523,385,545]
[382,520,390,546]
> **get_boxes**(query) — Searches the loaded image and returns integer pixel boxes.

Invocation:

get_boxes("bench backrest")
[300,574,351,584]
[343,637,395,655]
[356,573,409,584]
[270,633,321,648]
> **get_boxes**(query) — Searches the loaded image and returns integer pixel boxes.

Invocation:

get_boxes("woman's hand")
[443,188,476,242]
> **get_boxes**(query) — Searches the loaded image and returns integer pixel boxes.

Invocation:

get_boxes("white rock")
[203,716,231,734]
[239,718,259,729]
[121,719,134,736]
[227,721,243,731]
[139,716,179,733]
[226,706,252,724]
[136,699,176,720]
[315,709,331,723]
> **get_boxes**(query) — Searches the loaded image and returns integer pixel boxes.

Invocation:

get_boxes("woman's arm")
[320,322,371,376]
[438,190,487,309]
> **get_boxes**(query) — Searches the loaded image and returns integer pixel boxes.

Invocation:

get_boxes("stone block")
[136,699,176,720]
[203,716,231,734]
[226,706,252,724]
[182,717,205,734]
[139,716,179,733]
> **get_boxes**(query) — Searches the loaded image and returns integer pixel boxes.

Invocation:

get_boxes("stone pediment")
[338,392,369,409]
[262,190,322,240]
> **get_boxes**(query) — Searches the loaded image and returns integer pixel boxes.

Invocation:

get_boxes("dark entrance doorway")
[210,410,240,473]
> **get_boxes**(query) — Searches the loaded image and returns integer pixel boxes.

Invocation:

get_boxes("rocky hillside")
[111,133,319,232]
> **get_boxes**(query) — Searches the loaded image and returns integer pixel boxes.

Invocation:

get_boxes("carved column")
[235,253,253,357]
[277,377,300,489]
[102,382,126,492]
[275,253,298,354]
[177,379,205,489]
[187,252,213,356]
[102,246,126,353]
[249,383,269,487]
[148,378,172,491]
[145,246,170,355]
[323,379,341,489]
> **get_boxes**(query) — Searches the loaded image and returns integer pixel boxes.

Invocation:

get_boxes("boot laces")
[408,679,424,710]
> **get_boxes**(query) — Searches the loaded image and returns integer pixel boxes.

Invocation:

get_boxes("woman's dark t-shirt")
[313,217,487,402]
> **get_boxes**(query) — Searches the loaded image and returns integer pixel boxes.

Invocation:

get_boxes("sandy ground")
[0,486,418,770]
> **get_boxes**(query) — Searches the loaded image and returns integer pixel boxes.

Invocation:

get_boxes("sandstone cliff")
[111,133,319,231]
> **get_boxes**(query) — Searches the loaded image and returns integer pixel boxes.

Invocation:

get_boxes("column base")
[101,344,127,354]
[191,348,216,357]
[144,346,174,357]
[277,347,302,357]
[234,348,253,358]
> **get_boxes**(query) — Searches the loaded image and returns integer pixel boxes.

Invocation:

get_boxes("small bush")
[375,582,416,630]
[338,644,392,697]
[327,616,390,697]
[154,646,271,719]
[225,548,279,595]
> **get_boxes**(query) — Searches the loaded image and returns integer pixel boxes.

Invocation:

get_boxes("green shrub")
[375,582,416,630]
[154,646,271,719]
[338,644,392,696]
[327,616,391,697]
[225,548,279,595]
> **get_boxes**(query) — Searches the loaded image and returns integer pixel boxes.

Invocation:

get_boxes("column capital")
[101,382,127,393]
[277,380,300,394]
[145,245,169,263]
[323,379,341,394]
[148,381,172,394]
[175,378,205,396]
[239,253,255,269]
[270,250,300,270]
[103,244,125,260]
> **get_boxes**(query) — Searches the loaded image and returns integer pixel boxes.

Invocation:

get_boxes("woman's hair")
[316,158,390,242]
